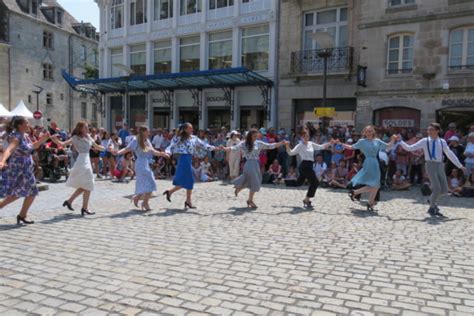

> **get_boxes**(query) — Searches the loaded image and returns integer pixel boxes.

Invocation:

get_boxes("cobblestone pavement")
[0,179,474,315]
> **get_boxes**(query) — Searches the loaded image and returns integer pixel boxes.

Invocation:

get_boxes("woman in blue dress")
[163,122,223,209]
[116,126,169,211]
[339,126,396,211]
[0,116,50,224]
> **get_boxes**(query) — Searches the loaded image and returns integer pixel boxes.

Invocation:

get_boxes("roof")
[2,0,98,40]
[62,68,273,95]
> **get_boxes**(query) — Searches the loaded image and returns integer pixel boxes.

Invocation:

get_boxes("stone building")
[278,0,359,131]
[356,0,474,131]
[93,0,278,131]
[0,0,101,129]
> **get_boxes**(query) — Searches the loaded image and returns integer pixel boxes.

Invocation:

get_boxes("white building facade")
[96,0,278,131]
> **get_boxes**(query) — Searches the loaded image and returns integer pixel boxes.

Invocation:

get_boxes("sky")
[58,0,100,30]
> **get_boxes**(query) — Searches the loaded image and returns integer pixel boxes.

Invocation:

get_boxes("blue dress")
[350,139,388,188]
[128,139,156,195]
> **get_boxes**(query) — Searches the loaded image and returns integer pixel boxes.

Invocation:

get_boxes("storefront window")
[130,44,147,75]
[240,109,264,130]
[110,96,123,131]
[154,40,172,74]
[241,24,269,72]
[180,36,200,72]
[208,31,232,70]
[110,47,123,77]
[208,109,230,128]
[130,95,147,128]
[153,111,170,129]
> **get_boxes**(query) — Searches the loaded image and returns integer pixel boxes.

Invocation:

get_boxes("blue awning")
[62,67,273,94]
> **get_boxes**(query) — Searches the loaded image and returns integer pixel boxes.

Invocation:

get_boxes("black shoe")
[348,190,356,202]
[427,207,436,217]
[81,208,96,216]
[184,202,196,209]
[163,191,171,203]
[434,207,446,217]
[62,200,74,211]
[367,203,376,212]
[17,215,34,225]
[303,200,313,209]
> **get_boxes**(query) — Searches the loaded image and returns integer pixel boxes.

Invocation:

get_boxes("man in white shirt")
[152,128,164,150]
[397,123,467,217]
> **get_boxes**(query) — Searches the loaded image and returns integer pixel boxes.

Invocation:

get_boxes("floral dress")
[5,132,38,197]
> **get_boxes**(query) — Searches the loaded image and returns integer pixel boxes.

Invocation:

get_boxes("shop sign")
[206,93,227,106]
[177,25,200,36]
[151,94,168,107]
[314,107,336,117]
[442,99,474,107]
[382,119,415,127]
[207,20,232,31]
[240,13,268,25]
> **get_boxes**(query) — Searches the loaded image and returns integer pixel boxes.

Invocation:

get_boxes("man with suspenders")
[397,123,466,217]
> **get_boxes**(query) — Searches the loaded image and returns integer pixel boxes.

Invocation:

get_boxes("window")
[43,63,54,80]
[81,102,87,119]
[210,0,233,10]
[31,0,38,15]
[389,0,415,6]
[28,95,32,103]
[154,0,173,20]
[180,0,201,16]
[46,93,53,106]
[241,24,269,72]
[81,45,87,62]
[208,31,232,70]
[111,47,123,77]
[303,7,347,51]
[130,44,147,75]
[93,50,98,66]
[180,36,200,72]
[92,103,98,121]
[387,34,413,74]
[154,40,172,74]
[130,0,147,25]
[56,10,63,25]
[111,0,124,29]
[43,31,54,49]
[449,27,474,70]
[0,3,8,43]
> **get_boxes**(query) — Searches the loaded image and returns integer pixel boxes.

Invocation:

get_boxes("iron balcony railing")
[290,46,354,75]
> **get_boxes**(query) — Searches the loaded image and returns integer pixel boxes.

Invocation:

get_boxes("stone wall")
[0,43,9,109]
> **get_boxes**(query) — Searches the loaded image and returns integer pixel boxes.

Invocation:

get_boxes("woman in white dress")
[51,121,104,216]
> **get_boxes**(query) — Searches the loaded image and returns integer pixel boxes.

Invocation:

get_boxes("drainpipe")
[68,34,73,129]
[274,0,281,130]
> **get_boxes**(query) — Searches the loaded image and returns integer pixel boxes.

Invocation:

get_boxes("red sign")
[33,111,43,120]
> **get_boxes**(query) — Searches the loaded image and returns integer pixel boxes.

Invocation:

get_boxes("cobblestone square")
[0,180,473,315]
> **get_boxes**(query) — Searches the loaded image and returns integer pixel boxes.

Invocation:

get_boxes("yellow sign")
[314,107,336,117]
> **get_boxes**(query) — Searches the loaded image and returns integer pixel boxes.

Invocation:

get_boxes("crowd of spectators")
[1,118,474,198]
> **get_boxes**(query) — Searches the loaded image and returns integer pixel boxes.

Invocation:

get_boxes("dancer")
[397,123,466,217]
[51,121,104,216]
[163,122,222,209]
[285,130,334,208]
[338,126,396,211]
[116,126,169,211]
[226,128,287,208]
[0,116,50,224]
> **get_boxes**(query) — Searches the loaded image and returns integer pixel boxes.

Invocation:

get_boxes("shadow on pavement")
[39,213,84,225]
[148,208,200,217]
[0,223,23,231]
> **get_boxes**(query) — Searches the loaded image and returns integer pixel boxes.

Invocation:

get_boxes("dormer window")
[56,9,63,25]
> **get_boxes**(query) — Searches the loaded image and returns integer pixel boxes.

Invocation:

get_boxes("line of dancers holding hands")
[0,117,468,225]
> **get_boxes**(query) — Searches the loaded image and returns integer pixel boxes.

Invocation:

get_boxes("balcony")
[290,47,353,76]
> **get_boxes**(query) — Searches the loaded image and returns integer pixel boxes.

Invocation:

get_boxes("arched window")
[387,33,414,75]
[449,26,474,70]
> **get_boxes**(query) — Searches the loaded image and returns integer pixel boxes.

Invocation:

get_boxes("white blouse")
[231,140,276,160]
[287,142,327,162]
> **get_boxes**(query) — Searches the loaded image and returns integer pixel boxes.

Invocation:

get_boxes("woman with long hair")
[338,125,396,211]
[0,116,50,224]
[116,126,169,211]
[285,129,334,208]
[163,122,222,209]
[226,128,287,208]
[51,121,104,216]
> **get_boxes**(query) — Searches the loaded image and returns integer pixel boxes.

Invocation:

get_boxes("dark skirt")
[173,154,194,190]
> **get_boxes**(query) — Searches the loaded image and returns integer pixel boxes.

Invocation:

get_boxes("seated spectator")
[192,161,202,182]
[313,154,327,181]
[459,168,474,197]
[343,139,355,169]
[448,168,465,196]
[329,160,348,189]
[113,152,135,182]
[284,166,298,186]
[392,169,411,190]
[347,162,361,182]
[200,156,216,182]
[152,156,167,179]
[266,159,283,185]
[322,161,337,186]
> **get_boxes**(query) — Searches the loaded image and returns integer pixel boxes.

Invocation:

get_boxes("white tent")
[0,103,12,117]
[10,100,34,119]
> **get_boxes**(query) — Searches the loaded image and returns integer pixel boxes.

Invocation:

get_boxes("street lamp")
[113,63,135,126]
[310,33,335,130]
[32,84,44,111]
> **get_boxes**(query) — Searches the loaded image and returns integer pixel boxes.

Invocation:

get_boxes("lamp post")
[113,63,135,127]
[310,33,335,130]
[32,85,43,112]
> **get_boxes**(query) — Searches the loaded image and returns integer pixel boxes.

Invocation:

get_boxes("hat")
[448,122,456,128]
[347,138,353,143]
[448,136,460,142]
[259,128,267,135]
[230,130,240,135]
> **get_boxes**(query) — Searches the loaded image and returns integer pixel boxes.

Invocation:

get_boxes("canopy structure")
[10,100,34,119]
[0,103,12,117]
[62,67,273,95]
